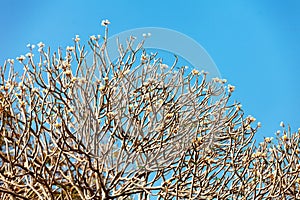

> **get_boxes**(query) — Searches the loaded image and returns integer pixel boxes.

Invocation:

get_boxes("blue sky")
[0,0,299,142]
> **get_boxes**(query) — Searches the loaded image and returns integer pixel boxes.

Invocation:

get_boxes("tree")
[0,21,300,199]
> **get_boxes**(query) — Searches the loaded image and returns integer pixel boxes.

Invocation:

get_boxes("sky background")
[0,0,299,143]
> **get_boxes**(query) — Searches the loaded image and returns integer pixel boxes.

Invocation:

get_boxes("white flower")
[123,69,130,75]
[64,70,72,76]
[165,113,174,119]
[18,82,23,88]
[74,35,80,42]
[25,52,34,58]
[235,104,242,111]
[16,55,26,62]
[259,142,264,146]
[106,111,115,118]
[141,55,148,61]
[228,84,235,93]
[71,77,77,83]
[7,59,14,65]
[142,33,152,38]
[101,19,110,26]
[282,134,288,141]
[90,35,97,40]
[32,88,39,93]
[26,43,31,48]
[201,70,208,75]
[280,121,284,127]
[257,122,262,127]
[31,44,35,49]
[247,115,256,123]
[37,42,45,48]
[99,84,106,92]
[66,46,75,51]
[192,69,199,75]
[264,137,273,143]
[212,77,220,83]
[160,64,168,69]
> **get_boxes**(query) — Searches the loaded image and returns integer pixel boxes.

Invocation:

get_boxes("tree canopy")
[0,23,300,199]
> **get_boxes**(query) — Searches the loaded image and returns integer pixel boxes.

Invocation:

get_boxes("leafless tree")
[0,22,299,199]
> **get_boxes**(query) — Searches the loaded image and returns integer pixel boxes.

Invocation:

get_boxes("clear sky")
[0,0,299,142]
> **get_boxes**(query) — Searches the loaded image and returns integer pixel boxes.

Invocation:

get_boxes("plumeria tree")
[0,20,300,199]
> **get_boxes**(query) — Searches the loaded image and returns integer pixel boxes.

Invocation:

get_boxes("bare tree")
[0,22,299,199]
